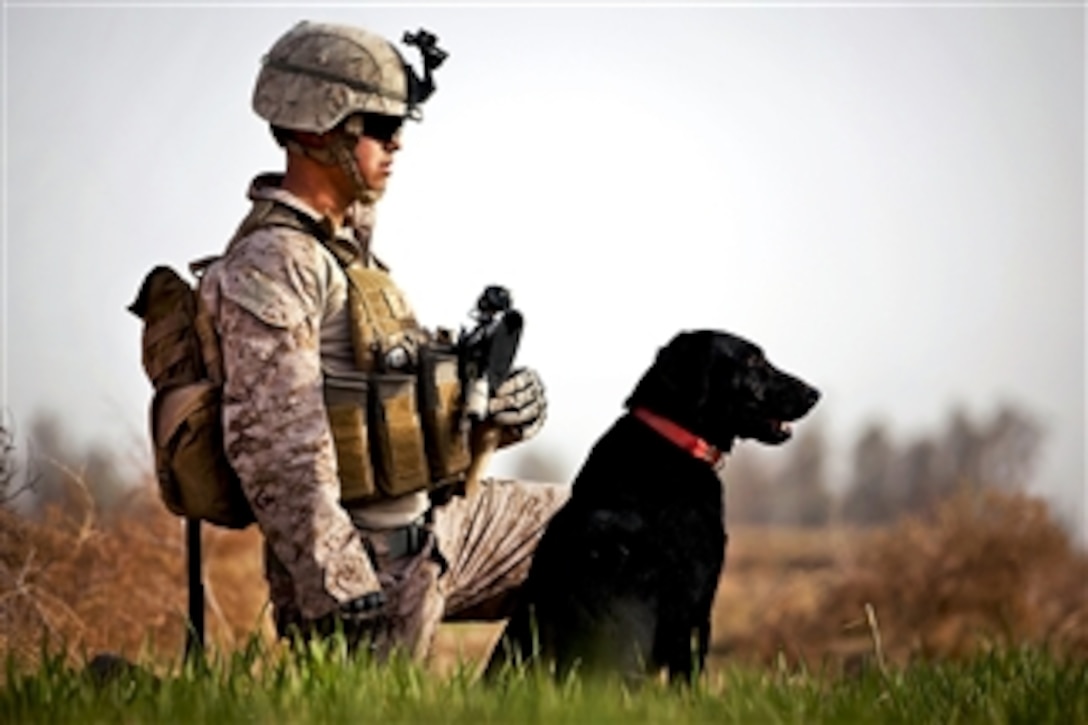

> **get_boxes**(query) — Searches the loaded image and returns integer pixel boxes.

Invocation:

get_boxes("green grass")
[3,641,1086,724]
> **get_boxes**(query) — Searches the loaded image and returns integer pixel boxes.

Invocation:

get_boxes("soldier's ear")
[294,130,333,148]
[273,125,332,150]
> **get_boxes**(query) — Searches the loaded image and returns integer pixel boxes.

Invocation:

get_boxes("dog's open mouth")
[766,419,793,443]
[732,415,797,445]
[746,415,802,445]
[753,386,820,445]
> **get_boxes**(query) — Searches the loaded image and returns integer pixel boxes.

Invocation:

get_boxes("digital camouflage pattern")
[253,21,412,134]
[199,180,388,620]
[271,478,571,661]
[202,177,561,639]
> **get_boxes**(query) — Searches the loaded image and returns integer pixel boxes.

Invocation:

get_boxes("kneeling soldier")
[198,21,569,658]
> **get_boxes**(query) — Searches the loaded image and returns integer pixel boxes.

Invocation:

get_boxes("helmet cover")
[253,21,410,134]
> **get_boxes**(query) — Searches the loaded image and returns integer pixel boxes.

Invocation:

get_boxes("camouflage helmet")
[253,21,418,134]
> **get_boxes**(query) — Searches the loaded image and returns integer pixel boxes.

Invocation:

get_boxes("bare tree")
[13,410,138,514]
[842,422,897,524]
[771,420,832,526]
[978,404,1043,492]
[896,438,943,514]
[724,448,776,524]
[841,404,1045,525]
[0,417,34,507]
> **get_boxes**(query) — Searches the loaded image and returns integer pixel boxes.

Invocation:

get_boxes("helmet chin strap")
[330,134,384,207]
[282,118,384,210]
[281,130,379,259]
[334,115,384,207]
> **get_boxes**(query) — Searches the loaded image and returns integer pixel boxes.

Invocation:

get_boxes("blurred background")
[0,1,1084,671]
[3,2,1082,534]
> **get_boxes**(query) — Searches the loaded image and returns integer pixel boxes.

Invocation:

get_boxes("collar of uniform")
[248,173,366,260]
[249,173,327,228]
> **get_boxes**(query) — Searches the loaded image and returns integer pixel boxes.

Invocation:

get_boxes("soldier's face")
[354,115,403,192]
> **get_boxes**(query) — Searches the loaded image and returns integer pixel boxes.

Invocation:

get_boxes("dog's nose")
[805,386,821,408]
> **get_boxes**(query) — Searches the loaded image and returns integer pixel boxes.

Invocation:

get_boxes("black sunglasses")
[361,113,405,143]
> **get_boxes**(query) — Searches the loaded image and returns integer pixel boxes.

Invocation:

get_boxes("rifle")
[184,517,205,661]
[457,286,523,497]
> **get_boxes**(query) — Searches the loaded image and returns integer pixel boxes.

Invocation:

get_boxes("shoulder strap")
[227,198,389,273]
[196,198,410,370]
[230,199,332,250]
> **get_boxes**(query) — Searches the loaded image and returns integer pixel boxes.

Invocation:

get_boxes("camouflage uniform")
[201,175,569,654]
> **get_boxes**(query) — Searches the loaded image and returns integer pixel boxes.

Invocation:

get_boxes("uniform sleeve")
[215,232,381,620]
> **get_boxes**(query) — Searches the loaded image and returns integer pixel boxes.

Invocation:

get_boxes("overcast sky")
[1,3,1084,533]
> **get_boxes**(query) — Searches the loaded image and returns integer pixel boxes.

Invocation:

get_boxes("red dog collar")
[631,407,724,468]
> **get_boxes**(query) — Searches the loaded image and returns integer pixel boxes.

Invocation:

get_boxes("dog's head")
[625,330,820,451]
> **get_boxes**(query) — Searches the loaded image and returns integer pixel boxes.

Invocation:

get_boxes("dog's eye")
[747,355,763,368]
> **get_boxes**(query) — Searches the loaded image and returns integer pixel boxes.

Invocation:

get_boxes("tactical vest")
[131,200,473,528]
[220,200,474,504]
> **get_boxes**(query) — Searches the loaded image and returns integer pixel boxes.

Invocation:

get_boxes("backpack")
[129,202,476,528]
[128,264,255,529]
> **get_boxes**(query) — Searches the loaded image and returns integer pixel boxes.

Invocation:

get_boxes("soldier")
[198,21,569,659]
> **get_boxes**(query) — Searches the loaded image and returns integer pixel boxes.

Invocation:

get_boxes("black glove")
[340,591,386,620]
[309,590,387,651]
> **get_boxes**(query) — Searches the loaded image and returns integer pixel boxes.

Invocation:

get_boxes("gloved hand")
[489,367,547,446]
[309,590,387,651]
[340,590,386,621]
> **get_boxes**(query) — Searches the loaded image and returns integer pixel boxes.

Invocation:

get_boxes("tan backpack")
[128,265,255,529]
[130,201,482,527]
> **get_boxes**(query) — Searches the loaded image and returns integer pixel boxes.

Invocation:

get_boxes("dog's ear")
[625,331,715,423]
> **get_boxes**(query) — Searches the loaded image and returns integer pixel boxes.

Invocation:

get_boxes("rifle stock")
[464,424,502,498]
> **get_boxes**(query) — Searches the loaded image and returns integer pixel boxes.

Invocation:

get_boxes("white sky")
[1,3,1084,533]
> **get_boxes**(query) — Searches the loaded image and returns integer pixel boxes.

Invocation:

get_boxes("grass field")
[3,486,1087,721]
[3,641,1087,723]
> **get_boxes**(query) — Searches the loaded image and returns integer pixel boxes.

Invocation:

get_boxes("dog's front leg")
[696,618,711,672]
[654,619,703,684]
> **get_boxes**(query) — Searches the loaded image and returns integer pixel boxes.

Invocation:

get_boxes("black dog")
[486,330,820,681]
